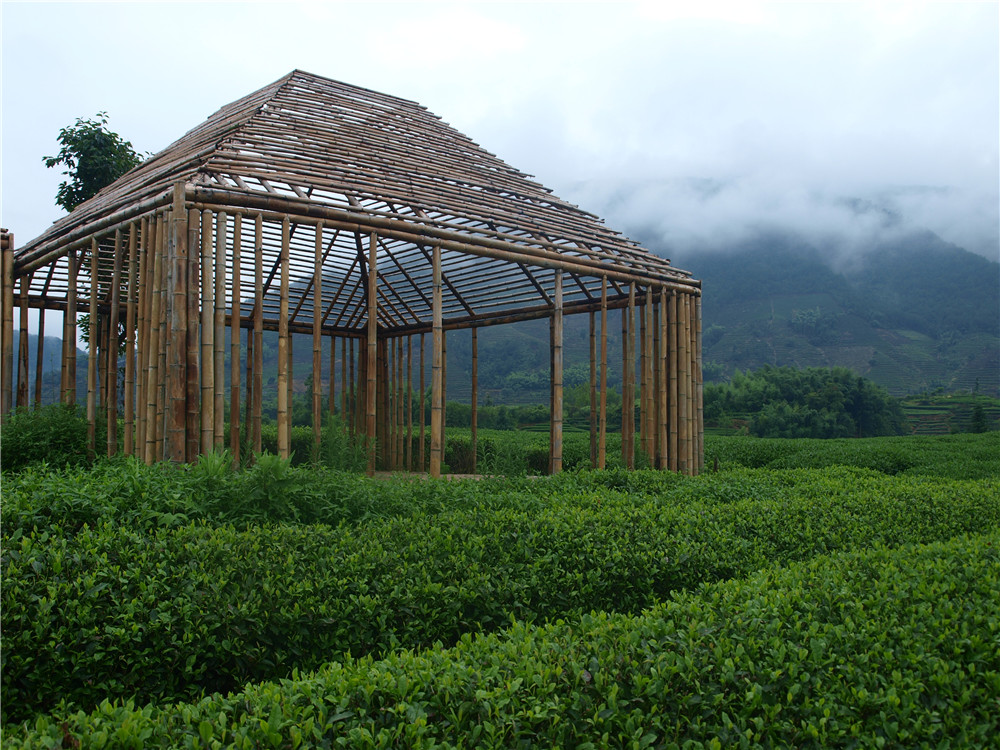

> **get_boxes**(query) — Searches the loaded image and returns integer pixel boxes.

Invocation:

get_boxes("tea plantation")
[1,430,998,748]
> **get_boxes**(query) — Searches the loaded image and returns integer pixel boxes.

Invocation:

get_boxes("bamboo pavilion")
[0,70,702,475]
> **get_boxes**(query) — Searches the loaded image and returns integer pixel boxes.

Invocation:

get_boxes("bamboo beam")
[124,223,138,455]
[471,326,478,475]
[550,270,563,474]
[87,238,99,456]
[231,214,243,466]
[214,212,226,451]
[277,217,291,459]
[430,246,443,477]
[186,211,201,461]
[598,276,608,470]
[313,223,323,458]
[201,211,215,453]
[0,242,13,421]
[33,304,44,408]
[16,271,31,409]
[252,214,263,456]
[366,231,378,475]
[107,230,123,456]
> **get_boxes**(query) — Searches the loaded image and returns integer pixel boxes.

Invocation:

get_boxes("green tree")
[43,112,143,211]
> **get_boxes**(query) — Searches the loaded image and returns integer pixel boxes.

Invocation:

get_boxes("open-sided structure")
[1,70,702,475]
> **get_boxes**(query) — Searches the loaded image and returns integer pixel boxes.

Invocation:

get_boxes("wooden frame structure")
[0,70,703,475]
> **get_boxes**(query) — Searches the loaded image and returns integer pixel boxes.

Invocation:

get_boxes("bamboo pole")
[277,217,291,460]
[441,330,447,437]
[16,271,31,409]
[124,223,138,455]
[419,332,426,471]
[589,310,596,468]
[366,231,378,475]
[406,334,413,471]
[695,294,704,473]
[669,291,679,472]
[87,238,99,456]
[0,243,13,421]
[214,212,226,451]
[165,187,188,462]
[341,336,348,422]
[231,214,243,466]
[639,288,647,462]
[107,230,123,456]
[396,336,404,470]
[313,223,323,458]
[329,334,336,416]
[678,293,689,475]
[658,287,668,470]
[430,245,443,477]
[155,217,168,461]
[186,210,201,461]
[135,224,149,453]
[348,336,356,435]
[33,304,44,408]
[550,270,563,474]
[622,283,636,469]
[598,276,608,470]
[252,214,263,456]
[244,317,253,459]
[471,326,478,475]
[201,210,214,453]
[62,250,78,405]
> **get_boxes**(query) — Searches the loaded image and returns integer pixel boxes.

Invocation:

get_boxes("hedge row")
[7,532,999,748]
[4,467,999,724]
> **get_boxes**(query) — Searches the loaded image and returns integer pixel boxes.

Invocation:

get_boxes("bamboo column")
[87,238,99,456]
[643,288,655,466]
[244,320,252,456]
[396,336,404,470]
[365,231,378,475]
[252,215,263,456]
[0,240,13,421]
[165,188,189,462]
[277,217,291,459]
[33,304,44,408]
[406,334,413,471]
[589,310,596,468]
[550,269,563,474]
[124,223,138,455]
[348,337,356,434]
[340,336,348,422]
[377,337,389,468]
[430,245,443,478]
[214,213,226,451]
[658,287,669,470]
[200,212,214,453]
[135,224,149,453]
[313,223,323,458]
[185,211,201,461]
[622,283,636,469]
[231,214,243,466]
[678,292,689,474]
[16,272,31,409]
[668,291,679,472]
[329,335,337,416]
[107,230,123,456]
[695,294,704,473]
[419,332,426,471]
[598,276,608,470]
[639,288,648,462]
[155,218,168,460]
[471,327,478,475]
[63,250,79,406]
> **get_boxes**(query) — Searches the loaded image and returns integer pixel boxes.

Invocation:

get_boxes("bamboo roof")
[15,70,697,334]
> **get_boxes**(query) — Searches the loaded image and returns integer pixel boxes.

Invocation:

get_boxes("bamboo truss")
[3,70,702,474]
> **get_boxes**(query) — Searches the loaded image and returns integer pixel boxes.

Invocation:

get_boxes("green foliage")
[4,464,999,723]
[43,112,143,212]
[7,532,999,748]
[706,365,906,438]
[0,403,102,473]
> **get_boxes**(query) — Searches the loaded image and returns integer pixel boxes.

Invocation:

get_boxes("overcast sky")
[3,1,998,268]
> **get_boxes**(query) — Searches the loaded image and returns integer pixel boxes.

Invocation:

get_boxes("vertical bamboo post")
[622,283,636,469]
[348,337,356,434]
[34,304,45,408]
[430,246,443,478]
[165,188,189,462]
[252,215,263,456]
[406,334,413,471]
[669,291,679,472]
[313,223,323,458]
[107,230,123,456]
[288,333,294,433]
[644,288,655,465]
[639,287,648,462]
[589,310,597,468]
[186,210,201,461]
[471,326,478,475]
[16,272,31,409]
[396,336,404,470]
[277,217,291,459]
[419,332,426,471]
[214,212,226,451]
[365,232,378,475]
[135,223,149,452]
[695,294,704,473]
[678,293,689,474]
[340,336,348,422]
[124,223,138,455]
[329,335,337,416]
[658,287,669,470]
[597,277,608,469]
[442,330,447,436]
[200,211,214,453]
[155,218,169,460]
[64,250,79,406]
[230,214,243,467]
[0,241,13,421]
[87,238,99,456]
[244,316,253,457]
[550,269,564,474]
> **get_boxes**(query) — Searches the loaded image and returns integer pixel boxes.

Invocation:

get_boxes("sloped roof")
[16,70,696,333]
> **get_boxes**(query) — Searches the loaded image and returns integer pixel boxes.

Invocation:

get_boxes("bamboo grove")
[0,70,703,475]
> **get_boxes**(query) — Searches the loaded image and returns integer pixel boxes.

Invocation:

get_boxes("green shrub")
[0,404,102,473]
[8,532,998,748]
